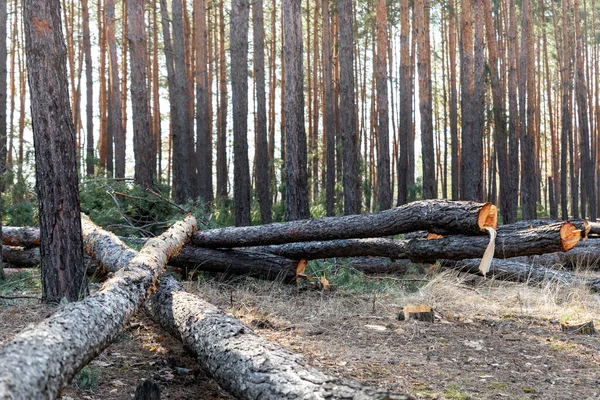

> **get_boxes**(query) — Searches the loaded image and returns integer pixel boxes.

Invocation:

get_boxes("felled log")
[0,215,196,399]
[1,246,40,268]
[1,226,40,248]
[146,275,412,400]
[252,222,581,263]
[497,219,590,238]
[440,259,600,292]
[192,200,498,248]
[510,238,600,270]
[170,246,297,282]
[588,222,600,236]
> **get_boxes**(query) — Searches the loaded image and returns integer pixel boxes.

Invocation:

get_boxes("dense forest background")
[0,0,599,227]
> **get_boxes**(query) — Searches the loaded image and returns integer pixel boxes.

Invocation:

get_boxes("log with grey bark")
[588,222,600,236]
[440,259,600,292]
[1,226,40,248]
[0,215,196,399]
[192,200,498,248]
[251,222,581,263]
[145,275,413,400]
[1,246,40,268]
[497,219,590,238]
[511,239,600,270]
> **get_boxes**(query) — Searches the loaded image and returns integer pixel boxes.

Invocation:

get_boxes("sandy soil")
[1,268,599,399]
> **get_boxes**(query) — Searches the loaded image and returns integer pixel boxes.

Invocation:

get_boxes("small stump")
[560,320,596,335]
[134,379,161,400]
[398,305,434,323]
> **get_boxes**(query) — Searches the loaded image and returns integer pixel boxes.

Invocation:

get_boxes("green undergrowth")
[0,270,41,301]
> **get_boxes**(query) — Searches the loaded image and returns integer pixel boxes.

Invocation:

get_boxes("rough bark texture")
[441,259,600,292]
[1,246,40,268]
[193,200,497,247]
[253,0,271,223]
[171,0,193,202]
[375,0,391,209]
[128,0,154,189]
[253,222,580,262]
[231,0,251,225]
[589,222,600,236]
[283,0,310,221]
[80,214,138,271]
[322,0,335,216]
[512,239,600,271]
[82,0,94,176]
[415,0,436,200]
[1,227,40,248]
[170,246,297,282]
[338,0,360,215]
[0,216,196,399]
[146,275,413,400]
[106,0,125,179]
[397,0,411,205]
[195,0,213,206]
[497,219,590,239]
[22,0,86,302]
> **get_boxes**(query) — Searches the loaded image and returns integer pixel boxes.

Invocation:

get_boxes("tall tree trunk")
[397,0,411,205]
[283,0,310,220]
[448,0,459,200]
[574,0,596,221]
[216,0,228,198]
[322,0,335,216]
[128,0,154,188]
[106,0,125,179]
[415,0,435,200]
[483,0,511,224]
[195,0,213,206]
[82,0,94,176]
[170,0,192,201]
[519,0,536,220]
[338,0,360,215]
[231,0,251,225]
[0,0,6,279]
[253,0,271,223]
[375,0,391,209]
[22,0,86,302]
[152,0,161,180]
[506,0,519,223]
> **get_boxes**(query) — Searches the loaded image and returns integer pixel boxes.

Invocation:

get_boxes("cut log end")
[399,305,435,323]
[560,320,595,335]
[560,222,582,251]
[478,203,498,232]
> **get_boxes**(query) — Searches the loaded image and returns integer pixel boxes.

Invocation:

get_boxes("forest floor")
[1,265,599,400]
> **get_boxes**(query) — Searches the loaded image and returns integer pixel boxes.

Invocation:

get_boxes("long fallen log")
[1,226,40,248]
[588,221,600,236]
[440,258,600,292]
[511,239,600,270]
[0,215,196,399]
[250,222,581,262]
[192,200,498,248]
[146,275,412,400]
[1,246,40,268]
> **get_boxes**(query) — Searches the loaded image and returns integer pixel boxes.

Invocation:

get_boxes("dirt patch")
[1,268,599,399]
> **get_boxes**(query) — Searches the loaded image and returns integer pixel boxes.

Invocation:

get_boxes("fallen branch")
[145,275,413,400]
[192,200,498,248]
[440,258,600,292]
[251,222,580,262]
[0,215,197,399]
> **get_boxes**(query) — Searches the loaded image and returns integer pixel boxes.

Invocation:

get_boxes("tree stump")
[399,305,435,323]
[560,321,596,335]
[134,379,161,400]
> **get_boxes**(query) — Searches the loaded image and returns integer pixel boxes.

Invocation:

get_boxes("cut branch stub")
[192,200,498,248]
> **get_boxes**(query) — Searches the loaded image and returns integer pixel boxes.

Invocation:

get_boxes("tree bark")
[0,0,6,279]
[1,226,40,248]
[128,0,154,189]
[1,246,40,269]
[171,0,193,201]
[216,0,228,198]
[375,0,391,209]
[338,0,360,215]
[145,275,413,400]
[81,0,94,176]
[322,0,335,216]
[195,0,213,206]
[192,200,498,247]
[22,0,86,302]
[415,0,436,200]
[253,0,271,223]
[440,258,600,292]
[106,0,125,179]
[0,216,196,399]
[231,0,251,225]
[397,0,412,205]
[252,222,581,262]
[283,0,310,221]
